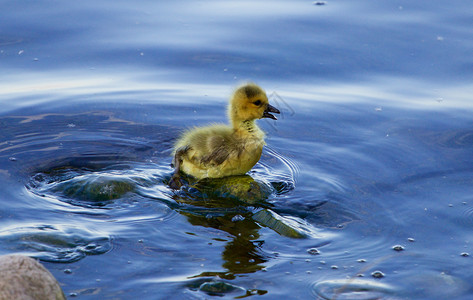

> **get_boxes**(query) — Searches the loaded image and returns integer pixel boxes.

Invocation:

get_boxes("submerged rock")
[0,254,65,300]
[252,209,320,239]
[199,280,245,296]
[53,175,135,202]
[191,175,273,204]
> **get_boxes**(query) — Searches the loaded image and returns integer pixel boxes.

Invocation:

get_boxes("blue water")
[1,0,473,299]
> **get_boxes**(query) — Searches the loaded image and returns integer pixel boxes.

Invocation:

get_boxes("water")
[1,0,473,299]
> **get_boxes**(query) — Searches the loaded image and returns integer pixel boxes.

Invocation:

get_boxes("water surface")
[1,0,473,299]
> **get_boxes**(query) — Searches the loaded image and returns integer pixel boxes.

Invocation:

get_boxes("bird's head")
[229,83,280,124]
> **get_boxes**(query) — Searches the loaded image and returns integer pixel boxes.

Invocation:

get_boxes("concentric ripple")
[253,146,299,195]
[0,224,112,263]
[28,167,138,208]
[312,279,396,300]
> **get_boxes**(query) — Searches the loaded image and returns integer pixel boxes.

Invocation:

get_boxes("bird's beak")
[262,104,280,120]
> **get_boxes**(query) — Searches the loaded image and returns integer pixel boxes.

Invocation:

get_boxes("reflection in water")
[185,210,267,274]
[11,110,324,284]
[22,147,321,297]
[25,153,318,270]
[14,111,329,298]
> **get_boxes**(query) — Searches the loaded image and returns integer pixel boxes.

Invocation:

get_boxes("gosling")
[170,83,280,189]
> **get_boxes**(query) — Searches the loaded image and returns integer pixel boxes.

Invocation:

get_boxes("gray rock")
[0,254,65,300]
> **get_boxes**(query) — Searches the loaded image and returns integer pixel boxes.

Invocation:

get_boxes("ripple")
[434,130,473,148]
[0,224,112,263]
[28,167,137,208]
[0,37,23,46]
[458,200,473,227]
[253,146,299,195]
[186,278,267,298]
[25,161,182,232]
[312,279,396,300]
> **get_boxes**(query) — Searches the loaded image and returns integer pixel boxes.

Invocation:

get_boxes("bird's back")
[175,124,264,178]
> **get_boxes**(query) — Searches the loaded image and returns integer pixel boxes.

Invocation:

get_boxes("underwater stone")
[193,175,272,203]
[199,281,244,296]
[252,209,308,238]
[58,177,135,202]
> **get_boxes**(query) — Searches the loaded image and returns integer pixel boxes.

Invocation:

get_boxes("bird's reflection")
[173,175,273,276]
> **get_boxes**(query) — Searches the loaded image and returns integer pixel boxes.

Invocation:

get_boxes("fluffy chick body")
[170,83,279,188]
[174,123,265,179]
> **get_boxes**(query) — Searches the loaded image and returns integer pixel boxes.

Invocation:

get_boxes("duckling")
[170,83,280,189]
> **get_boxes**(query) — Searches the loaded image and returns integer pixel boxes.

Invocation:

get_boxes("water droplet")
[392,245,405,251]
[408,237,415,242]
[67,123,76,128]
[18,50,24,55]
[307,248,320,255]
[371,271,385,278]
[33,58,39,61]
[231,214,245,222]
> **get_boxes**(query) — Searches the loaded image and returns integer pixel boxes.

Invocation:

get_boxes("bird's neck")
[233,119,263,138]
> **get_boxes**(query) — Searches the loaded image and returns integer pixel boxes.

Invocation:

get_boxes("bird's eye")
[253,100,262,106]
